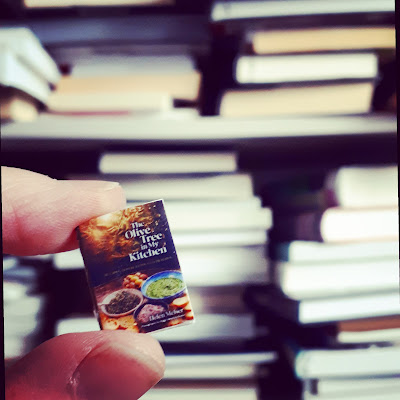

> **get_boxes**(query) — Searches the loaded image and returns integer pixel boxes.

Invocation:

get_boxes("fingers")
[5,331,165,400]
[2,167,126,256]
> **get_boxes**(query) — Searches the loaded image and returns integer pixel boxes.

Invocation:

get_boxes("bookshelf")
[2,114,396,142]
[1,1,397,400]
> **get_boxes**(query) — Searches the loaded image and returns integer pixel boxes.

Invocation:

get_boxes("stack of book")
[52,149,275,394]
[212,0,395,117]
[45,53,202,119]
[0,27,60,122]
[3,256,46,360]
[248,164,399,399]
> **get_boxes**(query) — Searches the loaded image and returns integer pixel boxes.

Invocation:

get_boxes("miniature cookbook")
[78,200,194,333]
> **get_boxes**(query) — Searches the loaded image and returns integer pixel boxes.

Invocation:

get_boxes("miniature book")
[78,200,194,333]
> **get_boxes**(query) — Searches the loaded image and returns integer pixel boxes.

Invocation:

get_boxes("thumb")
[6,331,165,400]
[2,167,126,255]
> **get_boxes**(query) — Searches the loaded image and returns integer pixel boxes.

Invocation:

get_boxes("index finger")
[2,167,126,256]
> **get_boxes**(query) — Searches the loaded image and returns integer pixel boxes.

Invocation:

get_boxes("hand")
[3,167,165,400]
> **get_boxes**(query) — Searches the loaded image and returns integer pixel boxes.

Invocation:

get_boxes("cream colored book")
[55,72,201,101]
[252,26,395,54]
[47,91,172,113]
[220,82,374,117]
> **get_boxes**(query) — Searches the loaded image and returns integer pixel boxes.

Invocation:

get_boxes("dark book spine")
[271,212,324,242]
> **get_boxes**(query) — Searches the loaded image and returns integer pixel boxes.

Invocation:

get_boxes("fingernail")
[70,340,164,400]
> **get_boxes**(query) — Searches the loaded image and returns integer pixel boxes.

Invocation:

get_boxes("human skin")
[2,166,165,400]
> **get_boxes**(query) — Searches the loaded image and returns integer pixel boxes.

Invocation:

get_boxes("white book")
[178,246,269,286]
[319,207,398,243]
[53,250,83,270]
[313,377,400,396]
[259,290,400,324]
[3,295,44,317]
[131,199,272,232]
[211,0,394,22]
[304,391,400,400]
[99,152,237,174]
[3,281,28,302]
[121,173,253,200]
[280,207,400,243]
[295,346,400,379]
[325,165,398,208]
[276,258,399,300]
[165,352,276,367]
[69,173,254,200]
[274,241,399,263]
[142,386,258,400]
[0,27,60,84]
[4,338,24,359]
[235,53,377,84]
[3,256,18,270]
[4,318,40,337]
[71,54,195,77]
[171,230,267,248]
[162,364,257,380]
[337,327,400,344]
[56,317,98,335]
[2,114,396,141]
[298,292,400,324]
[0,45,51,103]
[4,295,44,346]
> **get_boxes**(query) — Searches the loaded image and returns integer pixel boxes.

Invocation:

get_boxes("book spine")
[272,212,324,242]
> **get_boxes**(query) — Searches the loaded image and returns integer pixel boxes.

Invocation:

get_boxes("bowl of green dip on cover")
[142,270,186,303]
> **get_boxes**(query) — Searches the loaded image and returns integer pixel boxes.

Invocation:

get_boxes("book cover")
[78,200,194,333]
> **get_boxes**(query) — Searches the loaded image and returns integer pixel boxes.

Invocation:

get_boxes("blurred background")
[1,0,398,399]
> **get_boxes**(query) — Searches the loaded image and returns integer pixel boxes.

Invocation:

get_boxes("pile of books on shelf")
[0,27,60,122]
[1,1,396,399]
[46,52,202,119]
[3,256,47,361]
[53,149,276,399]
[212,0,396,117]
[249,164,399,400]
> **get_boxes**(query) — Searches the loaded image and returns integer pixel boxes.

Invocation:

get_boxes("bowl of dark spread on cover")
[101,289,143,317]
[141,270,186,302]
